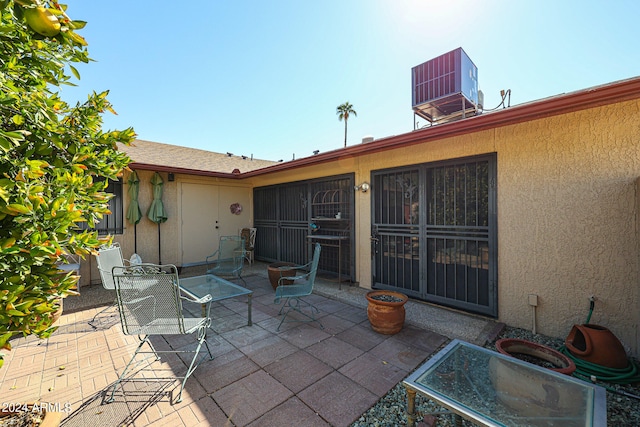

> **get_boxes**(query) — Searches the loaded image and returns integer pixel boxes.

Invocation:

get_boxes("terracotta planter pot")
[565,324,628,369]
[495,338,576,375]
[267,262,297,290]
[366,290,408,335]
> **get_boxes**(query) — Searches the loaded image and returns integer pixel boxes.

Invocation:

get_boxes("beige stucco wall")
[245,99,640,356]
[82,98,639,356]
[85,170,253,284]
[495,102,640,357]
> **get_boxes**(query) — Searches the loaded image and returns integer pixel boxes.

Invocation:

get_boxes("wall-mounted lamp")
[168,173,175,182]
[354,182,370,193]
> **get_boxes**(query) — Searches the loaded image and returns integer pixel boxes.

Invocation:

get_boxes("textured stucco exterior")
[235,99,640,357]
[84,170,253,286]
[82,81,640,357]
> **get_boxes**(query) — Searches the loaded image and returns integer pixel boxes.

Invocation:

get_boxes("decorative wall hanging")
[230,203,243,215]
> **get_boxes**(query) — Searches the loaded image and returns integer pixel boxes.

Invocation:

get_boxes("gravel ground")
[351,326,640,426]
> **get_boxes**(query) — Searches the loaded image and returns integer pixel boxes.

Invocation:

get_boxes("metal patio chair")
[109,263,213,403]
[57,252,81,289]
[90,243,143,327]
[206,235,246,285]
[274,243,323,331]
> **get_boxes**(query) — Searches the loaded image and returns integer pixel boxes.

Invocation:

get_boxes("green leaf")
[69,64,80,80]
[6,310,26,317]
[70,20,87,30]
[0,136,13,152]
[6,203,31,215]
[0,333,13,351]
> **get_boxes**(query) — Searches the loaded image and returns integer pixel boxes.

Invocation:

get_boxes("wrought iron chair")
[239,227,257,265]
[206,235,246,285]
[90,243,142,327]
[274,243,323,331]
[109,264,213,403]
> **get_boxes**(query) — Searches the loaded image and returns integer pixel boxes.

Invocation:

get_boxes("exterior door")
[372,154,497,317]
[180,182,219,266]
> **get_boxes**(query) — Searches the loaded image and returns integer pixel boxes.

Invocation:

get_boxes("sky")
[59,0,640,163]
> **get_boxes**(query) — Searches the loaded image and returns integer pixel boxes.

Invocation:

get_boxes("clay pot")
[495,338,576,375]
[267,262,297,290]
[565,324,628,369]
[366,290,408,335]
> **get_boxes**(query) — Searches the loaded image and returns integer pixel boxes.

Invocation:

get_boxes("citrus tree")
[0,0,135,368]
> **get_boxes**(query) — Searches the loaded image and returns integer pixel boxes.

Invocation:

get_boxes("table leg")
[338,240,342,290]
[201,303,206,318]
[405,385,417,427]
[247,294,253,326]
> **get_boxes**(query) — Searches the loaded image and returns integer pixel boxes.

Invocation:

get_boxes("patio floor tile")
[298,371,379,427]
[368,339,430,371]
[237,334,299,367]
[305,336,364,369]
[335,323,388,352]
[220,324,272,348]
[339,352,408,395]
[192,349,260,394]
[247,396,331,427]
[277,323,331,348]
[212,369,292,426]
[264,350,333,393]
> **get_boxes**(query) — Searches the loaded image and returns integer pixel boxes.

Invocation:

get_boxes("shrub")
[0,0,135,367]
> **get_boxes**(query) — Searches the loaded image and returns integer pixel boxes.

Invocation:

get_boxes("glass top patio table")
[403,339,606,427]
[180,274,252,326]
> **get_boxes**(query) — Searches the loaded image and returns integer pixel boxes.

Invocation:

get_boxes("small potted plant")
[366,290,408,334]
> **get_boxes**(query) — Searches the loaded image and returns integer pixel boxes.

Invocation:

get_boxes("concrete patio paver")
[0,263,499,426]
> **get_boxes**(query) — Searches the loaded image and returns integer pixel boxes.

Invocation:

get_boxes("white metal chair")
[239,227,257,265]
[274,243,323,331]
[90,243,145,328]
[57,252,81,289]
[206,235,246,285]
[109,263,213,403]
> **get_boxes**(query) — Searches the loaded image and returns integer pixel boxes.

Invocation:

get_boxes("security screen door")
[371,154,497,317]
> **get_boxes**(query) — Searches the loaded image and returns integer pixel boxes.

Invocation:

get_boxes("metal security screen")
[372,154,497,317]
[254,174,355,281]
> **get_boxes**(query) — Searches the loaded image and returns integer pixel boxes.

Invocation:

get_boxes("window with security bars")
[77,178,124,235]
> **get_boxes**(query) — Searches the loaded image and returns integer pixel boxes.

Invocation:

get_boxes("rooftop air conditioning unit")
[412,47,478,124]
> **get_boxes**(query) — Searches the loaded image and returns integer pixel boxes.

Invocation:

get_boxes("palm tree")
[336,102,357,147]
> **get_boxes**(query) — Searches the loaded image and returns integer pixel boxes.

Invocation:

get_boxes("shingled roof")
[118,139,278,175]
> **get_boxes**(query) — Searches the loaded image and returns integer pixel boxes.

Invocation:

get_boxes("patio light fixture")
[354,182,370,193]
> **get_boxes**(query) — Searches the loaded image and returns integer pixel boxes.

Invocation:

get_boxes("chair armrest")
[277,271,311,286]
[205,250,220,264]
[181,292,212,305]
[278,260,312,272]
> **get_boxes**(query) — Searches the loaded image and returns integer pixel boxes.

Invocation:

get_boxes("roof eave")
[128,162,240,179]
